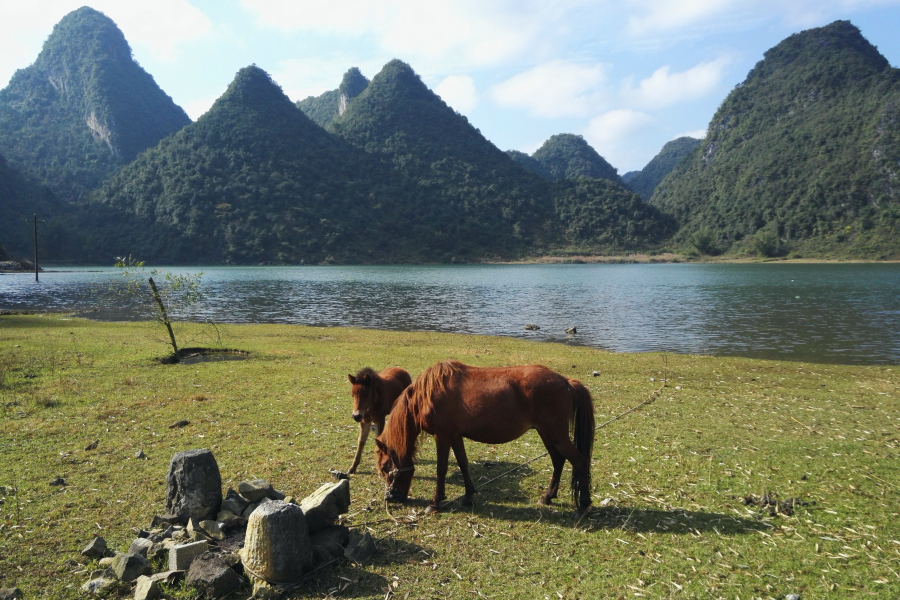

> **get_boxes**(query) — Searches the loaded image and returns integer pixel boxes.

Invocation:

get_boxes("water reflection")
[1,263,898,364]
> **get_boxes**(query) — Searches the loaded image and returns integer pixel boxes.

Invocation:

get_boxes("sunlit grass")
[1,314,898,598]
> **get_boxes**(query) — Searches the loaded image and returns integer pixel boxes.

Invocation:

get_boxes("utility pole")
[27,214,45,282]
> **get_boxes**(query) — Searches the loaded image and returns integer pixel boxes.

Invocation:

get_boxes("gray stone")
[241,500,312,583]
[198,520,225,541]
[250,578,281,599]
[81,536,107,558]
[148,570,184,584]
[565,326,577,334]
[216,510,245,528]
[785,596,801,600]
[221,488,250,516]
[0,589,22,600]
[238,479,275,503]
[242,502,259,519]
[80,577,115,594]
[300,479,350,533]
[134,575,160,600]
[168,540,208,571]
[344,529,376,564]
[128,537,154,557]
[135,449,147,459]
[111,552,151,582]
[165,449,222,524]
[150,514,180,528]
[524,323,540,331]
[88,567,114,580]
[186,552,241,599]
[98,557,115,567]
[309,525,350,565]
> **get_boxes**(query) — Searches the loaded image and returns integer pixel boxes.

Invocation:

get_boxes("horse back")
[378,367,412,414]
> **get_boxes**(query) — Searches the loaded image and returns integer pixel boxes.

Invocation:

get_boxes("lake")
[1,263,898,365]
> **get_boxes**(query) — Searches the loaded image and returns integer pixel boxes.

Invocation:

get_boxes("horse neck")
[383,395,421,465]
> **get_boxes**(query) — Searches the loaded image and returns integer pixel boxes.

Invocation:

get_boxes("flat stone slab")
[169,540,208,572]
[238,479,275,503]
[80,577,115,594]
[129,537,154,557]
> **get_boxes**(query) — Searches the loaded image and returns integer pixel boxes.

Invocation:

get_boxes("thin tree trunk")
[148,277,178,359]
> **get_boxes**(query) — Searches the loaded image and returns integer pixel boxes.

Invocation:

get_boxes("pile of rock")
[77,448,377,599]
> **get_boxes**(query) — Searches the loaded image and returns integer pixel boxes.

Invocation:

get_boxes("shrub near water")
[1,315,899,599]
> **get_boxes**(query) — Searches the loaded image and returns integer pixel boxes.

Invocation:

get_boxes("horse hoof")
[460,496,474,507]
[573,506,592,521]
[425,505,440,514]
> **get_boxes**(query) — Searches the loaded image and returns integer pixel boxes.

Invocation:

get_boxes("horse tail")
[568,378,595,507]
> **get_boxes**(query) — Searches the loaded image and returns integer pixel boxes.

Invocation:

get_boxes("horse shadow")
[421,459,768,536]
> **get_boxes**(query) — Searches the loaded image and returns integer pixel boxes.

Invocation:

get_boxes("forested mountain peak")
[338,67,369,114]
[0,6,190,199]
[651,20,900,259]
[212,65,301,119]
[624,136,701,201]
[530,134,626,186]
[750,20,888,85]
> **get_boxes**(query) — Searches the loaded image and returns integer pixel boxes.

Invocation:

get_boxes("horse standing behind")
[346,367,412,474]
[374,360,595,516]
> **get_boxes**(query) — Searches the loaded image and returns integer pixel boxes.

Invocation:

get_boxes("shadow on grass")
[277,539,432,599]
[388,459,769,536]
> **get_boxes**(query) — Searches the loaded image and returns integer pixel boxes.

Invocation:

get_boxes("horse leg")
[450,436,476,506]
[552,438,592,513]
[426,436,451,513]
[536,431,566,505]
[347,419,371,474]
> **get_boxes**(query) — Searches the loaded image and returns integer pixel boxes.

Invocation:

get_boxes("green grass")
[1,315,899,599]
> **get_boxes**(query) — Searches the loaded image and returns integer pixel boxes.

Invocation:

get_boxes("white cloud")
[183,94,220,121]
[490,60,608,118]
[434,75,478,113]
[626,0,739,36]
[622,57,730,109]
[240,0,582,70]
[583,108,654,169]
[271,57,382,103]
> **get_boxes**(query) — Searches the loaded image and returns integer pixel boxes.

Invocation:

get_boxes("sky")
[1,1,899,173]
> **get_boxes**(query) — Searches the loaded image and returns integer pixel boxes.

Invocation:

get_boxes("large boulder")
[300,479,350,532]
[186,552,242,599]
[309,525,350,565]
[241,500,312,583]
[165,449,222,524]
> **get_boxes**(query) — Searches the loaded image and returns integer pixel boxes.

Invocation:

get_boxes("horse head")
[348,371,376,423]
[375,437,414,502]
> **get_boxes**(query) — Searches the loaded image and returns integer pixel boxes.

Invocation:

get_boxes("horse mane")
[354,367,381,382]
[380,360,465,463]
[411,360,465,414]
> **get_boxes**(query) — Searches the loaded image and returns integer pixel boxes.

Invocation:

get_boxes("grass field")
[1,314,898,599]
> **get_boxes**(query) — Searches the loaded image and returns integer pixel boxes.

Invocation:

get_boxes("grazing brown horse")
[374,360,595,516]
[346,367,412,474]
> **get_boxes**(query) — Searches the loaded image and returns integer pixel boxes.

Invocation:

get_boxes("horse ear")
[361,374,372,385]
[374,438,388,454]
[348,374,357,384]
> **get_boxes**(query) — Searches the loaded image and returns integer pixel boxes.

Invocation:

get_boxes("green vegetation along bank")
[1,315,898,598]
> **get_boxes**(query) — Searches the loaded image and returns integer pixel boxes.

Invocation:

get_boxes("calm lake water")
[2,263,899,365]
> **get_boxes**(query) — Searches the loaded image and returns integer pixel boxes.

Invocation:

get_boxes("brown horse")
[374,360,595,516]
[346,367,412,474]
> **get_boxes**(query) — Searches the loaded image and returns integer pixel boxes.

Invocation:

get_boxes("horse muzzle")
[351,412,363,423]
[385,487,408,503]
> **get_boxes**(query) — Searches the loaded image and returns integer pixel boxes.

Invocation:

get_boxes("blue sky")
[1,1,899,173]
